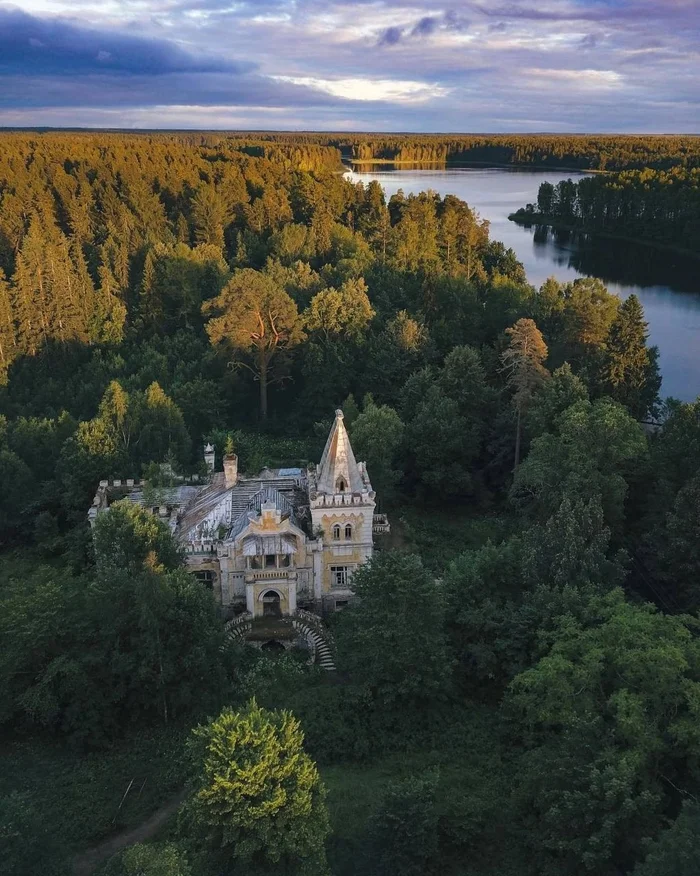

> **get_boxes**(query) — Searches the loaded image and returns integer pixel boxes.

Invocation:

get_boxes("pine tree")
[94,263,127,344]
[203,269,304,419]
[101,236,130,290]
[604,294,661,419]
[175,212,190,245]
[234,230,249,267]
[47,230,89,345]
[191,186,229,249]
[13,215,51,356]
[501,318,550,468]
[69,238,97,339]
[137,382,191,468]
[0,269,16,383]
[139,249,161,328]
[12,213,91,356]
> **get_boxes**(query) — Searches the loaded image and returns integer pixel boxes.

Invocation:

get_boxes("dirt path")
[71,788,189,876]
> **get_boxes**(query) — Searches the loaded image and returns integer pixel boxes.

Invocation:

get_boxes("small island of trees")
[511,167,700,254]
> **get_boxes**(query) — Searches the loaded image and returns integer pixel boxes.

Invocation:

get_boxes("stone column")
[246,582,255,616]
[311,542,323,609]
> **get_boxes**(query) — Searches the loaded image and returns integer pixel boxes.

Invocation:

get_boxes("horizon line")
[0,127,699,137]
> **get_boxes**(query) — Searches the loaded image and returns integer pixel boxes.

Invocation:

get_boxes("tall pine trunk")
[259,363,268,420]
[514,406,522,470]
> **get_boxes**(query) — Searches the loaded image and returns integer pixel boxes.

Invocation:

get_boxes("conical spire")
[316,409,364,495]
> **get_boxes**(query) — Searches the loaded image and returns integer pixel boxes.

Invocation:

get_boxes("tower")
[203,443,215,473]
[308,410,376,612]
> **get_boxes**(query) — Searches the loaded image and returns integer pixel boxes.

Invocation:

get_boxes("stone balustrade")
[372,513,391,534]
[184,542,217,554]
[245,568,293,582]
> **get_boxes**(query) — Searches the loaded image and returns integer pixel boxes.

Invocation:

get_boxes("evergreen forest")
[513,168,700,253]
[192,131,700,171]
[2,131,700,876]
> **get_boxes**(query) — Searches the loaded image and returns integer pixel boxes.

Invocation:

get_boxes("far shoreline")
[344,159,609,175]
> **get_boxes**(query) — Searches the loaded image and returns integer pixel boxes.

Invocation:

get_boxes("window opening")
[330,566,348,588]
[193,570,215,589]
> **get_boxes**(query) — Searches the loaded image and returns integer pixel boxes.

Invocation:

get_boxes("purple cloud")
[378,26,405,46]
[0,8,248,77]
[380,10,470,46]
[0,1,698,132]
[411,16,439,37]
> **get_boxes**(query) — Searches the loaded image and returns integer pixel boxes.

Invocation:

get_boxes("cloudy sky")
[1,0,698,131]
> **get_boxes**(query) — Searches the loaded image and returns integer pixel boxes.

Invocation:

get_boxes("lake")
[346,165,700,402]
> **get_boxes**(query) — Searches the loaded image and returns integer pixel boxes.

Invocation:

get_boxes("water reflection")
[351,161,448,173]
[523,223,699,295]
[347,165,700,401]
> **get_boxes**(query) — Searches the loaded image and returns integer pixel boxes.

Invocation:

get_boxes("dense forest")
[188,131,700,171]
[2,132,700,876]
[512,168,700,252]
[343,134,700,171]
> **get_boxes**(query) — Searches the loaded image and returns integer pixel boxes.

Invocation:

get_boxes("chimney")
[224,453,238,489]
[204,443,215,473]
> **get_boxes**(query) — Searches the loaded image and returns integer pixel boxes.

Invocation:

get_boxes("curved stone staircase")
[224,611,253,644]
[223,609,336,671]
[292,610,336,671]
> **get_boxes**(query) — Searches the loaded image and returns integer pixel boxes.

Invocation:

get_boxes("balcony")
[245,569,297,583]
[373,514,390,534]
[184,541,217,555]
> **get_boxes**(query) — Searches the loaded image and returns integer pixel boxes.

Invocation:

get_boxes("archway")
[262,590,281,618]
[261,639,286,654]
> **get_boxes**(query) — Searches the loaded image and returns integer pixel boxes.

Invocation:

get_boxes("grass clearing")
[0,723,191,869]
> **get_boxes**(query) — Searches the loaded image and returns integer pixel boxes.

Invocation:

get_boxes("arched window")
[336,476,347,493]
[332,524,341,540]
[345,523,352,540]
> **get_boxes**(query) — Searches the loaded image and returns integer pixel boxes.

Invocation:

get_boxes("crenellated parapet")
[308,490,375,509]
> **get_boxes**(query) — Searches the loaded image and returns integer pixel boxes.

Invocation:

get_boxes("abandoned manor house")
[88,410,389,665]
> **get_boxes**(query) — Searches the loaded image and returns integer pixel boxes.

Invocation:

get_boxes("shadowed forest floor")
[72,789,189,876]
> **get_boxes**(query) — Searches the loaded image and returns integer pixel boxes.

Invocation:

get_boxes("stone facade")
[88,410,388,622]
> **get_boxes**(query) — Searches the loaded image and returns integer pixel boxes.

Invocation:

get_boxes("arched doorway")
[262,590,281,618]
[261,639,286,654]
